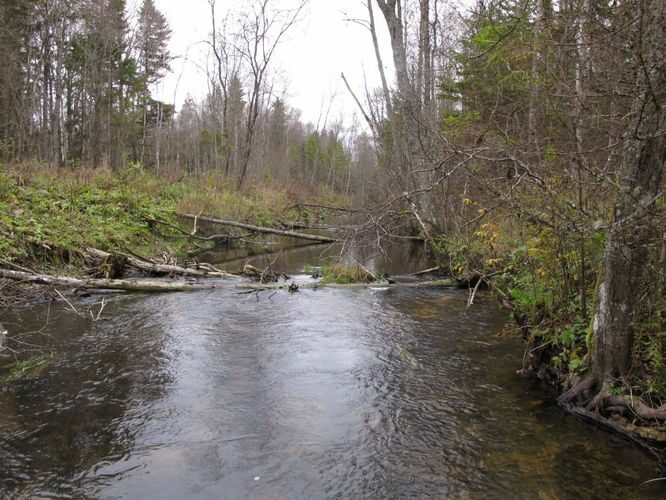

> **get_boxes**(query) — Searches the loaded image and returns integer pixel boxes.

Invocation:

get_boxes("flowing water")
[0,243,663,498]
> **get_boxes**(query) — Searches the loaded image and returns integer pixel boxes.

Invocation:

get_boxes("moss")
[0,166,187,268]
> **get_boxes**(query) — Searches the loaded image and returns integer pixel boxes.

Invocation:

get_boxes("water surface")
[0,256,662,497]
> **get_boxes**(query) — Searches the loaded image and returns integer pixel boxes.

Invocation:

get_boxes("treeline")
[362,0,664,413]
[0,0,170,169]
[173,94,378,196]
[0,0,380,196]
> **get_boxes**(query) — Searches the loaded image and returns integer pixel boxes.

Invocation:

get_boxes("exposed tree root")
[559,372,666,422]
[564,405,665,473]
[559,375,666,423]
[606,395,666,421]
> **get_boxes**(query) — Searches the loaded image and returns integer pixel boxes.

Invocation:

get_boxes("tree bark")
[527,0,545,148]
[0,268,229,292]
[589,0,665,386]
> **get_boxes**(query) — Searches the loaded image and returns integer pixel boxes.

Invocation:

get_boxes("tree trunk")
[589,0,665,387]
[527,0,545,148]
[374,0,438,229]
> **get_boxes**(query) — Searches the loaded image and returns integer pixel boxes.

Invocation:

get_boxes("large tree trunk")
[527,0,545,148]
[588,0,665,391]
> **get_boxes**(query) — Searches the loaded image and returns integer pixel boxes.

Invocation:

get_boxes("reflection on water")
[200,237,432,277]
[0,281,663,497]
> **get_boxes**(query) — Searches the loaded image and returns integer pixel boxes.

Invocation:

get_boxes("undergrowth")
[436,208,665,406]
[0,163,342,273]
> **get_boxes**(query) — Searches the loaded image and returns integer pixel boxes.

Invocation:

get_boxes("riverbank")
[434,213,666,446]
[0,163,343,283]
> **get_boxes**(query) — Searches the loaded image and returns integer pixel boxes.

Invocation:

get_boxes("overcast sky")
[153,0,393,126]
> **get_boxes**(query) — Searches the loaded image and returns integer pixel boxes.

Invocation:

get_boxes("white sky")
[153,0,393,126]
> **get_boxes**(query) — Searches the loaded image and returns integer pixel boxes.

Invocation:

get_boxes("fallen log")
[1,268,457,293]
[0,268,229,292]
[316,278,457,289]
[85,248,238,279]
[278,221,359,232]
[179,214,337,243]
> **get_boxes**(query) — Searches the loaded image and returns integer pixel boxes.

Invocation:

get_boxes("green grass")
[320,263,375,285]
[0,164,347,273]
[0,164,187,266]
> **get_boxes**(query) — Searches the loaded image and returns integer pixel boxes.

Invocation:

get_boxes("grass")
[0,163,347,273]
[0,164,186,267]
[320,263,375,285]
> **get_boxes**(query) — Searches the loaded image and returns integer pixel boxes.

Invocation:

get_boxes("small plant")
[320,263,375,285]
[8,353,53,380]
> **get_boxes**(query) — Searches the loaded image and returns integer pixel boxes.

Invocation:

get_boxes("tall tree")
[563,0,665,413]
[136,0,171,167]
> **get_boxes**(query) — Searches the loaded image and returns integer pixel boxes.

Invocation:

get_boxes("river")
[0,242,662,498]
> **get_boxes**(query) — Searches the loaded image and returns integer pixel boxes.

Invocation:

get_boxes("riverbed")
[0,244,662,497]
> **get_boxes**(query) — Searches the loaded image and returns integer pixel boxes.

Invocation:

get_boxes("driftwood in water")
[85,248,238,279]
[1,268,457,293]
[179,214,337,243]
[0,268,230,292]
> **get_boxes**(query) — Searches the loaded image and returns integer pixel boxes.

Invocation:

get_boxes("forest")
[1,0,665,486]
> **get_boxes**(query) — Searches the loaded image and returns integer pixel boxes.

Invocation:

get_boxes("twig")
[465,271,504,314]
[55,289,83,317]
[0,258,37,275]
[641,478,666,485]
[92,298,106,322]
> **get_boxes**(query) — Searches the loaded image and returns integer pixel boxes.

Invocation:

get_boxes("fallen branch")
[465,271,505,314]
[85,248,238,279]
[0,268,231,292]
[278,221,359,232]
[413,266,441,276]
[290,203,359,213]
[147,217,240,242]
[179,214,337,243]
